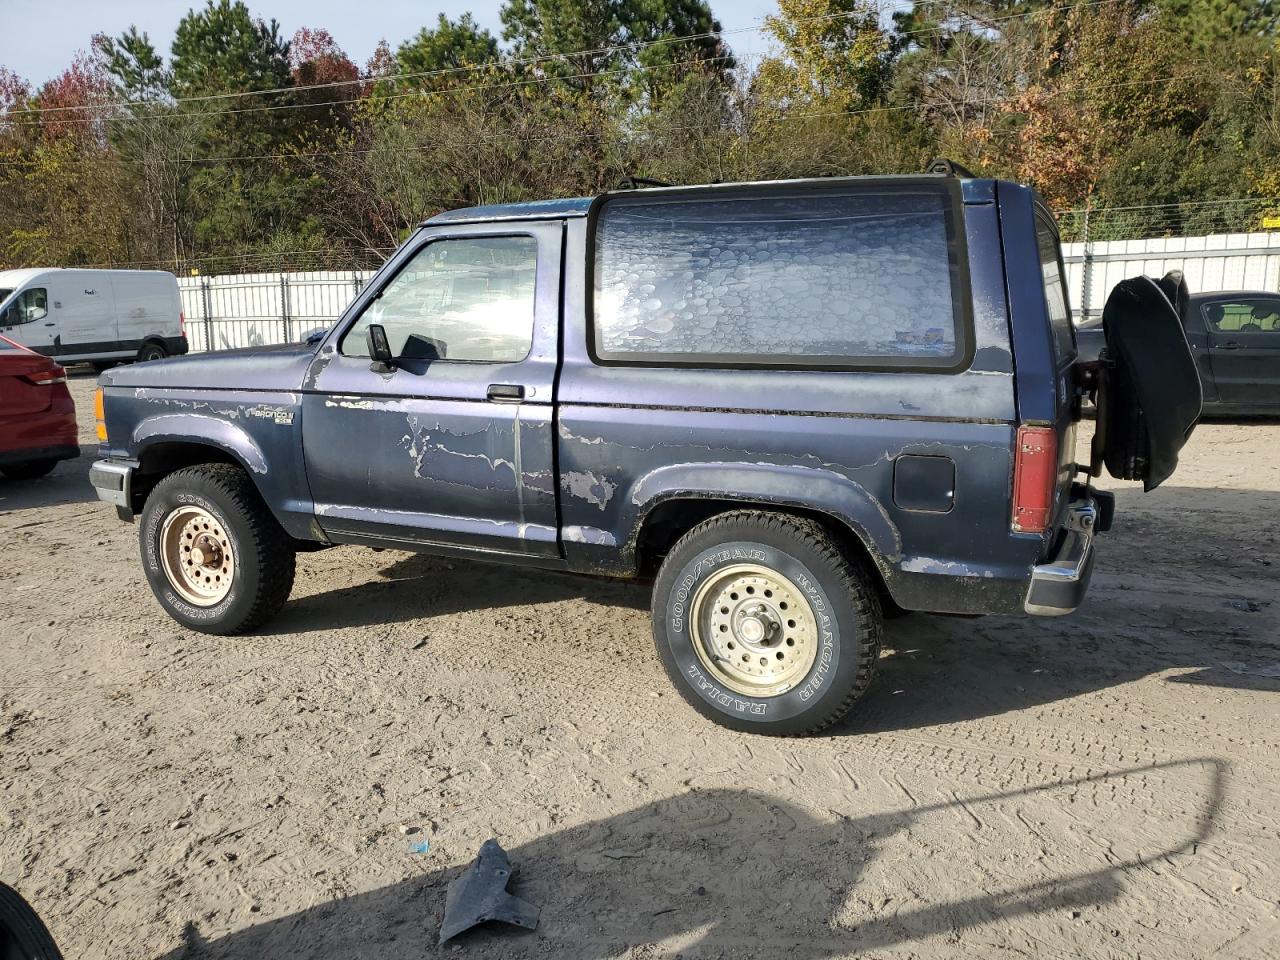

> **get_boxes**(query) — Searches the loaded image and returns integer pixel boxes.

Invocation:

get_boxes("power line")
[0,62,1227,170]
[1055,196,1280,216]
[4,0,1129,125]
[5,55,739,129]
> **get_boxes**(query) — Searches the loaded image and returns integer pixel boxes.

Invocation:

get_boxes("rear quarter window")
[590,182,970,369]
[1203,299,1280,333]
[1034,215,1075,363]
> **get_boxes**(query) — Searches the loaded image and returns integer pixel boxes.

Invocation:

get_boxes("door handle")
[486,383,525,402]
[1219,341,1241,350]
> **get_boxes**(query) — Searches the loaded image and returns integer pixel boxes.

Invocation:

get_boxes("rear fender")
[626,461,901,575]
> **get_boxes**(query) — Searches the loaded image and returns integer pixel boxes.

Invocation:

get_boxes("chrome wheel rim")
[160,505,234,606]
[689,563,819,697]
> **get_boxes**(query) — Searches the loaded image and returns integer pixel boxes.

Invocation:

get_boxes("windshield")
[0,288,13,304]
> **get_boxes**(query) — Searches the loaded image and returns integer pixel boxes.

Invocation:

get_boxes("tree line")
[0,0,1276,274]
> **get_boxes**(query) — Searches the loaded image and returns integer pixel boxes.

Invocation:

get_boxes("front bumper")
[1024,489,1113,616]
[89,458,136,517]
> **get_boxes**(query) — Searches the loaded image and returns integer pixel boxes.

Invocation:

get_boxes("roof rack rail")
[925,158,977,178]
[615,176,672,191]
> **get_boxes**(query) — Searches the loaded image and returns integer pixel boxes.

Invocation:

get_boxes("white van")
[0,268,187,367]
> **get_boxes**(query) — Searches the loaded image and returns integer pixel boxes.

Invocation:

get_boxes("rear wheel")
[651,511,881,736]
[0,459,59,481]
[140,464,296,634]
[137,341,167,363]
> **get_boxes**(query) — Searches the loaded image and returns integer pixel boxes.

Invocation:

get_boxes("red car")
[0,334,79,480]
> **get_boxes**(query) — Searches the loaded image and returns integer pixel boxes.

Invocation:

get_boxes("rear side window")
[1034,216,1074,362]
[1203,299,1280,334]
[591,183,969,368]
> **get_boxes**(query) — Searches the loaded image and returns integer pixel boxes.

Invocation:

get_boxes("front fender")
[626,460,902,572]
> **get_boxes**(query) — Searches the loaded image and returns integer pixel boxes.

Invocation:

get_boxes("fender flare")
[132,413,269,476]
[626,460,902,572]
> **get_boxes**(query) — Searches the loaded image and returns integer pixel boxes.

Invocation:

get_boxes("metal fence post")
[1081,203,1094,320]
[201,277,213,352]
[280,272,292,343]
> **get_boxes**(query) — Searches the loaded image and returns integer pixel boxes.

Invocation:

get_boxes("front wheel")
[140,464,296,634]
[651,511,881,736]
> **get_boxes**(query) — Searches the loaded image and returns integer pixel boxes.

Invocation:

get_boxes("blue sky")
[0,0,784,86]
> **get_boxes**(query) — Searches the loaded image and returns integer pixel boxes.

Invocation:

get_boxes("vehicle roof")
[0,267,176,286]
[1191,290,1280,301]
[423,174,997,226]
[427,196,594,225]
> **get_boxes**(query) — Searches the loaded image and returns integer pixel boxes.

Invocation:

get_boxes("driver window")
[343,236,537,362]
[2,288,48,326]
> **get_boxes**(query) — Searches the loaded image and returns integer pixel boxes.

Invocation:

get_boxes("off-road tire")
[0,459,59,481]
[0,882,63,960]
[140,464,295,634]
[651,510,882,736]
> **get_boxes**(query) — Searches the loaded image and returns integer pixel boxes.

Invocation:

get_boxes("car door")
[1201,297,1280,407]
[302,221,562,558]
[0,285,55,354]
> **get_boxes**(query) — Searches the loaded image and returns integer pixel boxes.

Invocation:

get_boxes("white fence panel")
[173,232,1280,354]
[179,269,376,354]
[1063,231,1280,320]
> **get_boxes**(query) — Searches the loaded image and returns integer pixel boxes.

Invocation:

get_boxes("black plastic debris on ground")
[438,839,540,945]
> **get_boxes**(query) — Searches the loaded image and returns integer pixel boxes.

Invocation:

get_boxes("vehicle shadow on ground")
[0,448,98,512]
[154,760,1224,960]
[844,483,1279,734]
[272,552,650,634]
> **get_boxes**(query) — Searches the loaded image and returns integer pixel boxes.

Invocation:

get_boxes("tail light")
[21,368,67,385]
[94,387,108,442]
[1011,425,1058,533]
[180,311,187,338]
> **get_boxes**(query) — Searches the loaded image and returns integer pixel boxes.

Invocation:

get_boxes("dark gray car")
[1077,290,1280,415]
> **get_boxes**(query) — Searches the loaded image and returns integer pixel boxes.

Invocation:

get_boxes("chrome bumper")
[1024,498,1100,616]
[89,459,134,512]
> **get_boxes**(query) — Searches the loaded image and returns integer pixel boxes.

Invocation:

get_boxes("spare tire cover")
[1100,275,1202,491]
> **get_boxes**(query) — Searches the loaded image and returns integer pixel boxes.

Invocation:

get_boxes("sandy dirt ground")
[2,373,1278,959]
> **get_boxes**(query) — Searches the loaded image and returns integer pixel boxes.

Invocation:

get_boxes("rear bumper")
[0,443,80,467]
[1024,490,1112,616]
[89,458,136,514]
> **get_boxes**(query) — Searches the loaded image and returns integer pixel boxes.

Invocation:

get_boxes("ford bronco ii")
[89,171,1201,734]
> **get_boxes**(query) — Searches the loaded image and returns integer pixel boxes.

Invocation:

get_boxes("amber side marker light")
[94,387,108,442]
[1011,425,1057,534]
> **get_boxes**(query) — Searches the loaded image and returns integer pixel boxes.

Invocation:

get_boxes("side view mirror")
[366,323,395,373]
